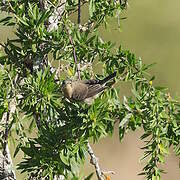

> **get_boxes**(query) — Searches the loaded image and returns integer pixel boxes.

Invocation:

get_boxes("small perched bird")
[61,72,117,102]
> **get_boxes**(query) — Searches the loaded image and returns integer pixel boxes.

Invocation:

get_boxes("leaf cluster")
[0,0,179,180]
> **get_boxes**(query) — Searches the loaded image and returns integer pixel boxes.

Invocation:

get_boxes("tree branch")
[0,99,17,180]
[39,0,66,32]
[37,1,67,179]
[87,142,104,180]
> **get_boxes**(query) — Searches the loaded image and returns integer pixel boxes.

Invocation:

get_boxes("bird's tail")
[99,71,117,84]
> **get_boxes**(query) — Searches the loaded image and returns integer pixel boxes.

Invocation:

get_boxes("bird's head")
[62,80,72,87]
[61,80,73,99]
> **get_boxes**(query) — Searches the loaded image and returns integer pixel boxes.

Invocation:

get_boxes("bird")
[61,71,117,102]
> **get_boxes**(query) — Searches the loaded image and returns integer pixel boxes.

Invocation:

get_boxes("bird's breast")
[63,84,73,99]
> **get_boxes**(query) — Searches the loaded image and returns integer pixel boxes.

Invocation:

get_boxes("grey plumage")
[61,72,116,101]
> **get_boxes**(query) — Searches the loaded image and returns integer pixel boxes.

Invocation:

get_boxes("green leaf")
[14,143,22,158]
[0,16,12,24]
[14,14,29,27]
[119,113,132,127]
[155,86,168,91]
[84,172,94,180]
[37,10,51,27]
[32,44,37,53]
[158,144,169,155]
[60,152,69,166]
[89,0,95,18]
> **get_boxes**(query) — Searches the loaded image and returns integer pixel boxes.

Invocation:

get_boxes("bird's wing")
[81,71,116,86]
[80,79,99,85]
[85,84,107,98]
[99,71,117,84]
[71,82,88,101]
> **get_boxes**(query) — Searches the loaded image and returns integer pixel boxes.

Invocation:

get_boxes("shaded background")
[0,0,180,179]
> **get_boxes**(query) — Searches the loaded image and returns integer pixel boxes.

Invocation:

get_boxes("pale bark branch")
[38,1,67,179]
[87,142,104,180]
[0,98,17,180]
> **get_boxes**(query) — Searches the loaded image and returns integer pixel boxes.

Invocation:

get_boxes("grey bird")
[61,72,117,102]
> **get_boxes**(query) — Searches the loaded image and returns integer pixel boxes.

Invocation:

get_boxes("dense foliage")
[0,0,179,179]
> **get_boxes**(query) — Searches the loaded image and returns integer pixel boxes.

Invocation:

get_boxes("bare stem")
[78,0,81,24]
[87,142,104,180]
[67,31,81,80]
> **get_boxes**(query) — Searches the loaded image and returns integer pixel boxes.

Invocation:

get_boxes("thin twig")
[78,0,81,24]
[66,29,81,80]
[68,0,88,15]
[87,142,104,180]
[102,170,116,175]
